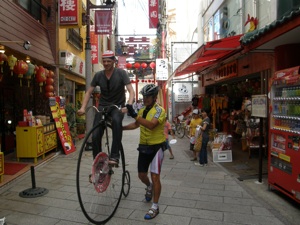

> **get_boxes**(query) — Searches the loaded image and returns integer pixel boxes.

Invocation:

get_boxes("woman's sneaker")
[145,185,153,202]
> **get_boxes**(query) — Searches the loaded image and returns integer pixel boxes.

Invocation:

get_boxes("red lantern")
[24,63,35,87]
[45,92,54,98]
[48,70,54,78]
[45,69,49,78]
[126,63,132,69]
[141,63,147,69]
[149,62,156,69]
[14,60,29,86]
[0,53,7,73]
[46,77,54,85]
[45,84,54,92]
[36,66,46,92]
[134,63,140,69]
[148,79,151,83]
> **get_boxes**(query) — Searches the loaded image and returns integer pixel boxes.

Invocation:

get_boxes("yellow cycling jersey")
[138,103,166,145]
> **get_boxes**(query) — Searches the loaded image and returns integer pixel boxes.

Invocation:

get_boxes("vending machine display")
[268,66,300,203]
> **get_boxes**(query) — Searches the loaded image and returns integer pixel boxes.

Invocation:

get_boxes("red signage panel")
[49,97,75,155]
[90,25,99,64]
[59,0,79,26]
[95,10,112,34]
[149,0,158,28]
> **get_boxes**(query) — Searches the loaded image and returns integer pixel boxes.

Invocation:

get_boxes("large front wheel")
[76,123,124,224]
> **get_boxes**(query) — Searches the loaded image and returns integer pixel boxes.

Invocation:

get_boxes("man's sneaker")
[145,185,153,202]
[194,162,204,167]
[108,158,119,167]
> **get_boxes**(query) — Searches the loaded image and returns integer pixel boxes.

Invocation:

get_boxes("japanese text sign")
[59,0,79,26]
[149,0,158,28]
[95,10,112,35]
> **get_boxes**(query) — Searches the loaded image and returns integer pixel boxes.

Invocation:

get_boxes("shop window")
[17,0,41,21]
[67,28,83,51]
[277,0,300,19]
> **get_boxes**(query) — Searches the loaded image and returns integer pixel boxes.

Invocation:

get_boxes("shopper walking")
[189,109,202,161]
[164,118,175,159]
[195,109,210,166]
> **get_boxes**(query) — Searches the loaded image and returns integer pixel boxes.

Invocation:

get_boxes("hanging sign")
[251,95,267,118]
[174,83,193,102]
[49,97,75,154]
[156,58,168,80]
[59,0,82,27]
[95,10,112,34]
[90,25,99,64]
[149,0,158,28]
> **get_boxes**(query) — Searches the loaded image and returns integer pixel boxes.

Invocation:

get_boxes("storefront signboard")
[59,0,82,27]
[251,94,267,118]
[149,0,158,28]
[174,83,193,102]
[49,97,75,154]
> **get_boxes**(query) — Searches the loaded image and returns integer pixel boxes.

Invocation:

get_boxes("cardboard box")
[212,149,232,162]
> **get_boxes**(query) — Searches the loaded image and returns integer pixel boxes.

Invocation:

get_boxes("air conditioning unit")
[59,50,74,66]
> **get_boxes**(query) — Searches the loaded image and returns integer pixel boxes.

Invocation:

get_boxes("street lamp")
[85,0,115,150]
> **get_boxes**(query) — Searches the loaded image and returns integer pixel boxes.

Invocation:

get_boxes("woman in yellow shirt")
[189,109,202,161]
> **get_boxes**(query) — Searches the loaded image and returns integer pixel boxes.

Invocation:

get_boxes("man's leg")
[92,113,104,159]
[151,173,161,204]
[110,109,124,160]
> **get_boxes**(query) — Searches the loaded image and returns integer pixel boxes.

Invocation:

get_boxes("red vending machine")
[268,66,300,203]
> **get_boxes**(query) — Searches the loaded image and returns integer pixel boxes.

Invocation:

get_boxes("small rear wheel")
[122,170,131,197]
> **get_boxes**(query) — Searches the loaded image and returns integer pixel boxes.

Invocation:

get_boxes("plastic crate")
[212,149,232,162]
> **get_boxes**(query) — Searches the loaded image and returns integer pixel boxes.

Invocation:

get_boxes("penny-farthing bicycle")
[76,105,131,224]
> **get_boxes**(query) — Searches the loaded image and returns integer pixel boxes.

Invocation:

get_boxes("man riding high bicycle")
[77,50,135,166]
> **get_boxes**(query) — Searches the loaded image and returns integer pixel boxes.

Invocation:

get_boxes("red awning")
[173,34,244,77]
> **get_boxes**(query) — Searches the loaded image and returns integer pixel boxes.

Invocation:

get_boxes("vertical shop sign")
[95,10,112,34]
[90,25,98,64]
[49,97,75,155]
[149,0,158,28]
[59,0,79,26]
[156,58,168,80]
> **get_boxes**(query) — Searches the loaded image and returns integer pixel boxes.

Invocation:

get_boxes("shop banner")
[149,0,158,28]
[156,58,168,80]
[95,10,112,34]
[174,83,193,102]
[59,0,80,26]
[90,25,99,64]
[49,97,75,155]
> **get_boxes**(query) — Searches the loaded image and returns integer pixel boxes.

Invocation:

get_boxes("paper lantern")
[0,53,7,73]
[45,84,54,92]
[149,62,155,69]
[134,63,140,69]
[46,77,54,85]
[45,91,54,98]
[36,66,46,92]
[7,55,17,76]
[24,62,35,87]
[126,63,132,69]
[141,63,147,69]
[13,60,29,86]
[48,70,54,78]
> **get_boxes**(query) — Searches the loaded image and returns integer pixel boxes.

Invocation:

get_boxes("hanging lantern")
[24,62,35,87]
[7,55,17,76]
[149,62,156,69]
[141,62,147,69]
[0,53,7,73]
[45,84,54,92]
[134,62,140,69]
[148,79,151,83]
[45,91,54,98]
[45,69,49,78]
[36,66,46,92]
[126,63,132,69]
[13,60,29,86]
[34,65,39,78]
[48,70,54,78]
[46,77,54,85]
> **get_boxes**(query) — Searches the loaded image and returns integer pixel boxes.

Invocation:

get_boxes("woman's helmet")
[140,84,159,96]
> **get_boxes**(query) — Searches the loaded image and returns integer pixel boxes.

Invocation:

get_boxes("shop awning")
[171,34,244,78]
